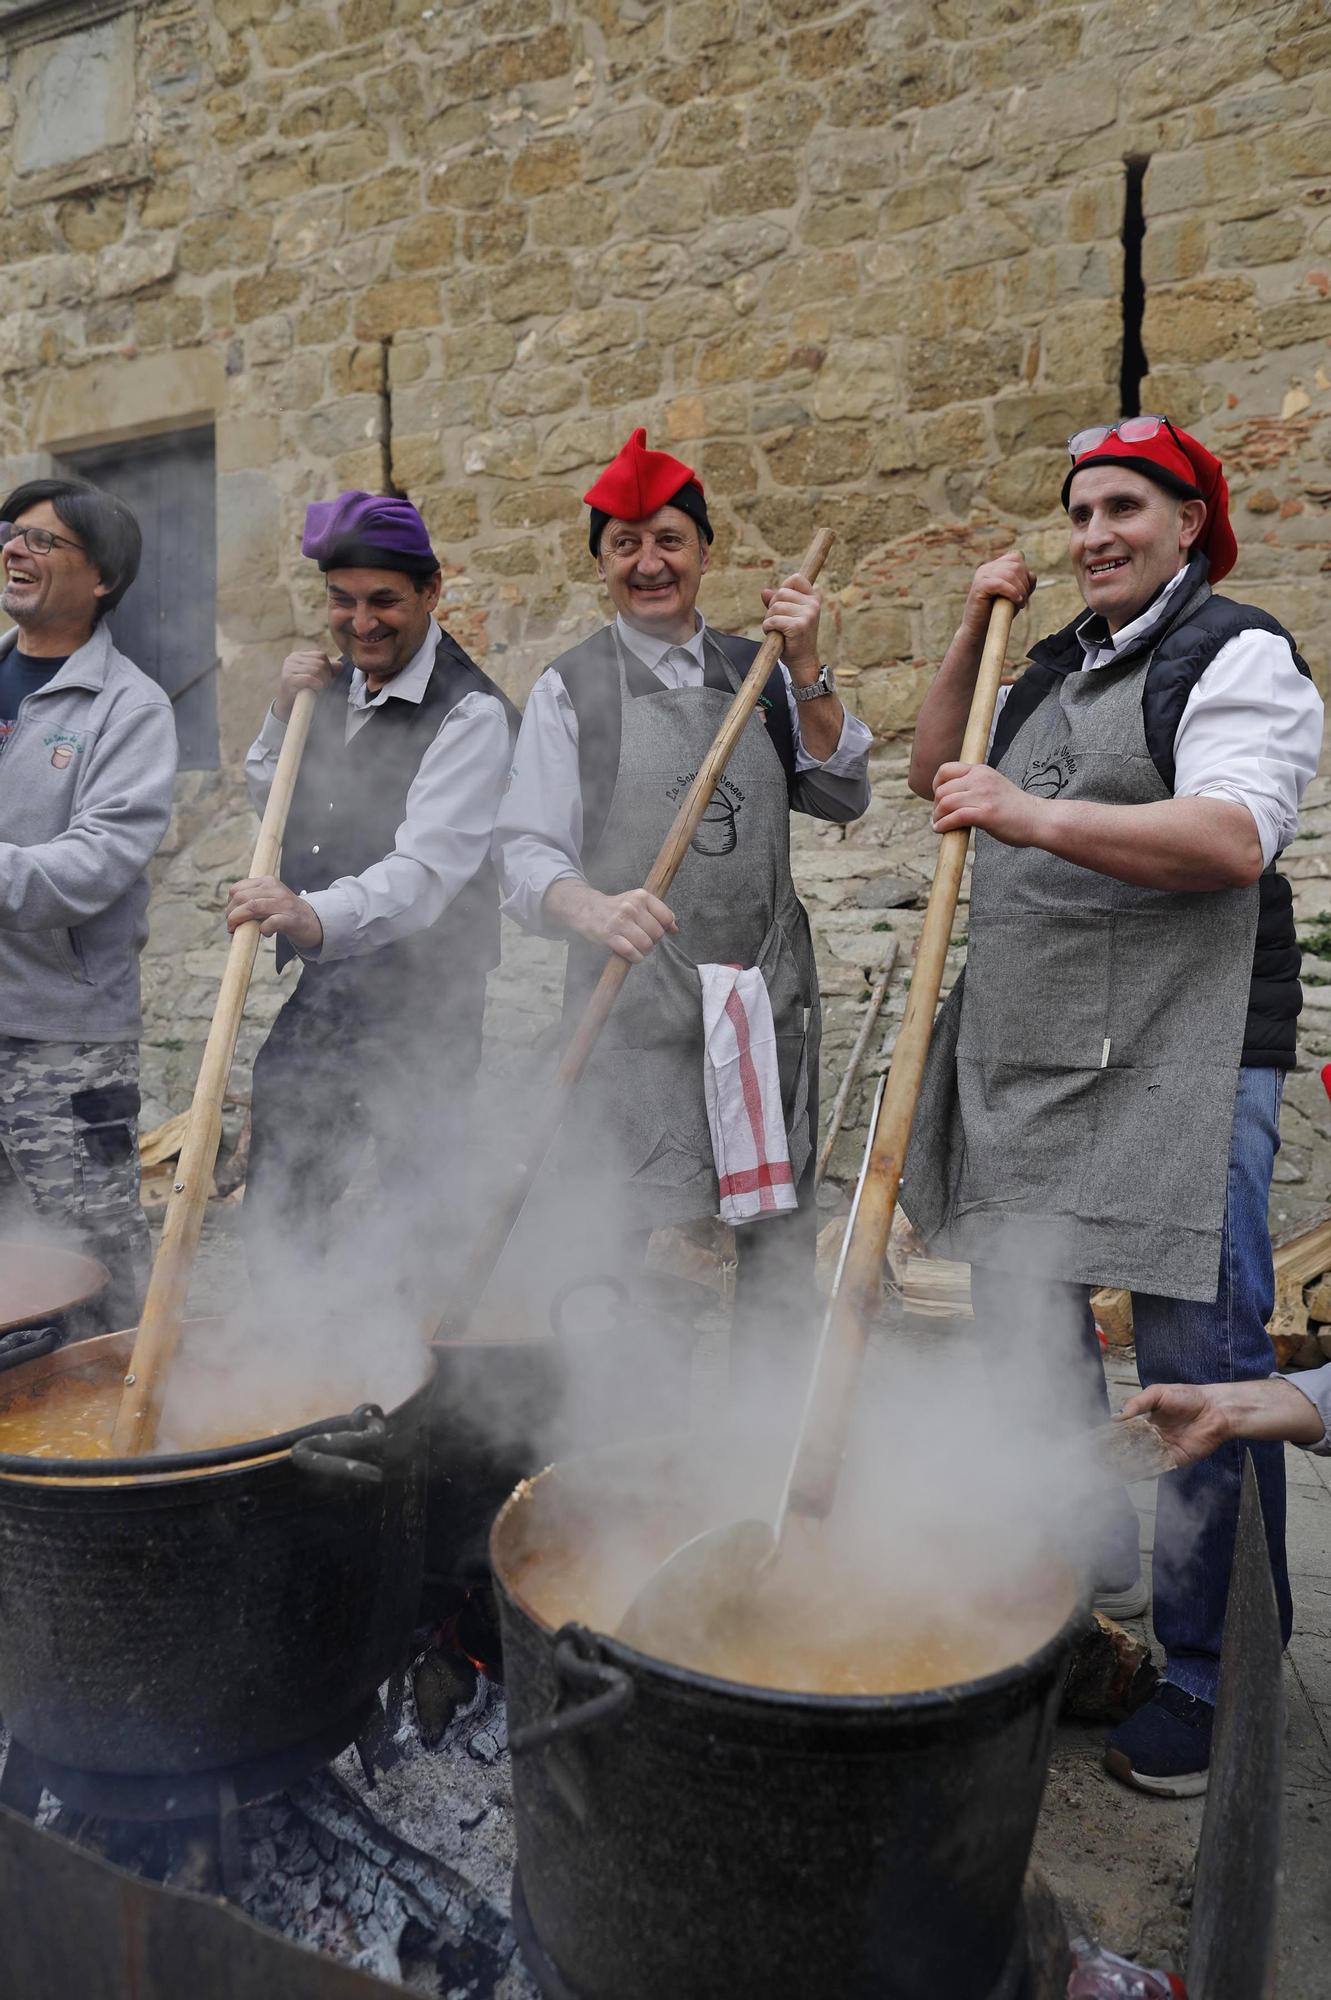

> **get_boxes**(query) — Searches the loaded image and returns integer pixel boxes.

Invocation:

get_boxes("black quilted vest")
[990,557,1311,1069]
[554,623,798,863]
[278,628,518,1000]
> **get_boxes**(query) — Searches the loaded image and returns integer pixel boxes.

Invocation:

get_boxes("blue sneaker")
[1104,1681,1213,1797]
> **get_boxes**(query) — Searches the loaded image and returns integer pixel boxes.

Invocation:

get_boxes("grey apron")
[563,632,820,1232]
[901,632,1259,1303]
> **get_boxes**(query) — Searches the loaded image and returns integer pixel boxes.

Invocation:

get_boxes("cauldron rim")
[0,1321,435,1487]
[492,1438,1088,1717]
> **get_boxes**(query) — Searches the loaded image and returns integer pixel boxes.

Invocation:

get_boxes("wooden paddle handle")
[111,685,319,1456]
[434,529,835,1342]
[782,597,1015,1522]
[555,528,835,1089]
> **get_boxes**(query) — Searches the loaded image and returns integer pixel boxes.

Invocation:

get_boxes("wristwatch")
[790,663,836,702]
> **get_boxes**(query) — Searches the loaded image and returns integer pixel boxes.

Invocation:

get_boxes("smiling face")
[325,565,441,686]
[1066,466,1207,632]
[596,504,708,644]
[0,500,108,651]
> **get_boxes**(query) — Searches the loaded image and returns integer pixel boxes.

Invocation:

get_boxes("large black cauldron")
[0,1326,433,1775]
[492,1436,1083,2000]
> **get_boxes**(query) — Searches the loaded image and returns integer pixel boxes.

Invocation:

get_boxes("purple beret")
[301,490,438,576]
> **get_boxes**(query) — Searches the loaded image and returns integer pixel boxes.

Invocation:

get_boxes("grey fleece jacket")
[0,623,177,1041]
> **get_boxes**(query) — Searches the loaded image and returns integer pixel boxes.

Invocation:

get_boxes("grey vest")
[901,593,1258,1303]
[562,630,820,1232]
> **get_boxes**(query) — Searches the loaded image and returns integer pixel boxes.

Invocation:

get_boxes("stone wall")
[0,0,1327,1120]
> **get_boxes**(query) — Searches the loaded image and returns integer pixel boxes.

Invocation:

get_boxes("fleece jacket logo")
[43,730,83,769]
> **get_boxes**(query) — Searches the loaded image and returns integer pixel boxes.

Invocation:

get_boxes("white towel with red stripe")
[698,962,798,1226]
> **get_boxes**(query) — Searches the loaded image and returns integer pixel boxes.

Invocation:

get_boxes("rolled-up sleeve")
[244,703,288,815]
[301,690,513,962]
[1292,1362,1331,1454]
[492,669,587,934]
[1173,632,1324,865]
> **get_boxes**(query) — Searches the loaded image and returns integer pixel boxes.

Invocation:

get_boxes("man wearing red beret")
[495,427,871,1388]
[902,417,1323,1796]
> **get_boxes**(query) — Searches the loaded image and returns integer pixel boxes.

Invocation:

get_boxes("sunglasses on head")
[1066,415,1184,460]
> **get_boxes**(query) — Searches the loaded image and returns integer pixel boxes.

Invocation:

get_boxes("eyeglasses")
[0,520,85,558]
[1066,415,1183,460]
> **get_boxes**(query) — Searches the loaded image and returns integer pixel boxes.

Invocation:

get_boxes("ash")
[237,1664,538,1998]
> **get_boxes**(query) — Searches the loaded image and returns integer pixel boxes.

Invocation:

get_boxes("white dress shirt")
[494,612,873,932]
[244,626,513,961]
[992,567,1323,864]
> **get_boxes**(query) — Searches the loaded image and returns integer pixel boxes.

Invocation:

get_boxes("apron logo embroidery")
[1022,749,1077,799]
[667,771,745,857]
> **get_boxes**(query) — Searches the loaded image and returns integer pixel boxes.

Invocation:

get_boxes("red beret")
[583,427,712,554]
[1062,421,1237,584]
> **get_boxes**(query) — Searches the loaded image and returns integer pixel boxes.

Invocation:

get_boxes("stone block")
[854,662,932,735]
[353,278,441,339]
[387,338,431,386]
[489,253,574,321]
[302,396,383,457]
[1141,214,1210,285]
[216,415,279,473]
[392,378,487,431]
[882,172,963,235]
[328,342,385,397]
[799,195,878,248]
[1038,310,1120,388]
[1143,276,1259,364]
[585,105,663,182]
[840,606,913,667]
[697,439,759,492]
[277,85,361,140]
[1258,296,1331,348]
[134,295,207,348]
[934,207,1029,274]
[1260,120,1331,180]
[763,249,860,317]
[549,302,639,358]
[33,345,226,450]
[474,535,543,579]
[243,152,317,204]
[903,329,1024,412]
[56,189,128,253]
[463,424,538,481]
[440,324,517,374]
[697,325,794,387]
[692,219,789,287]
[992,390,1095,454]
[178,209,272,275]
[663,388,749,440]
[537,413,633,475]
[813,342,899,422]
[421,490,480,541]
[428,150,510,210]
[13,15,135,177]
[271,192,346,267]
[313,128,390,184]
[984,448,1065,520]
[509,135,583,198]
[256,14,329,66]
[662,101,743,168]
[1215,213,1306,267]
[346,169,419,234]
[463,208,530,264]
[748,85,825,153]
[595,237,688,299]
[1145,138,1260,216]
[234,269,303,322]
[494,366,582,417]
[532,186,617,248]
[1267,23,1331,80]
[95,236,175,301]
[492,486,574,530]
[787,10,871,78]
[711,153,801,217]
[217,468,282,584]
[764,423,873,486]
[388,433,443,491]
[587,342,663,408]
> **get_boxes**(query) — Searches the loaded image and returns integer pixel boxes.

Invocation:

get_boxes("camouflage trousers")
[0,1038,150,1338]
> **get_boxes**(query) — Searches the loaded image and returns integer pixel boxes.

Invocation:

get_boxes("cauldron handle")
[291,1404,387,1485]
[510,1623,634,1755]
[547,1275,630,1342]
[0,1325,61,1375]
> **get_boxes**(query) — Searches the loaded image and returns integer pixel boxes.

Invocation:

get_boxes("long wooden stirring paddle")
[618,595,1015,1651]
[112,685,319,1456]
[434,527,835,1341]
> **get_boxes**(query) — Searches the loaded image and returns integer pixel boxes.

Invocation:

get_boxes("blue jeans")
[972,1066,1292,1705]
[1132,1064,1293,1701]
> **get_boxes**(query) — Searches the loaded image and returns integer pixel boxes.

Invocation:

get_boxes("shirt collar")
[1074,565,1191,664]
[347,623,438,710]
[614,609,707,675]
